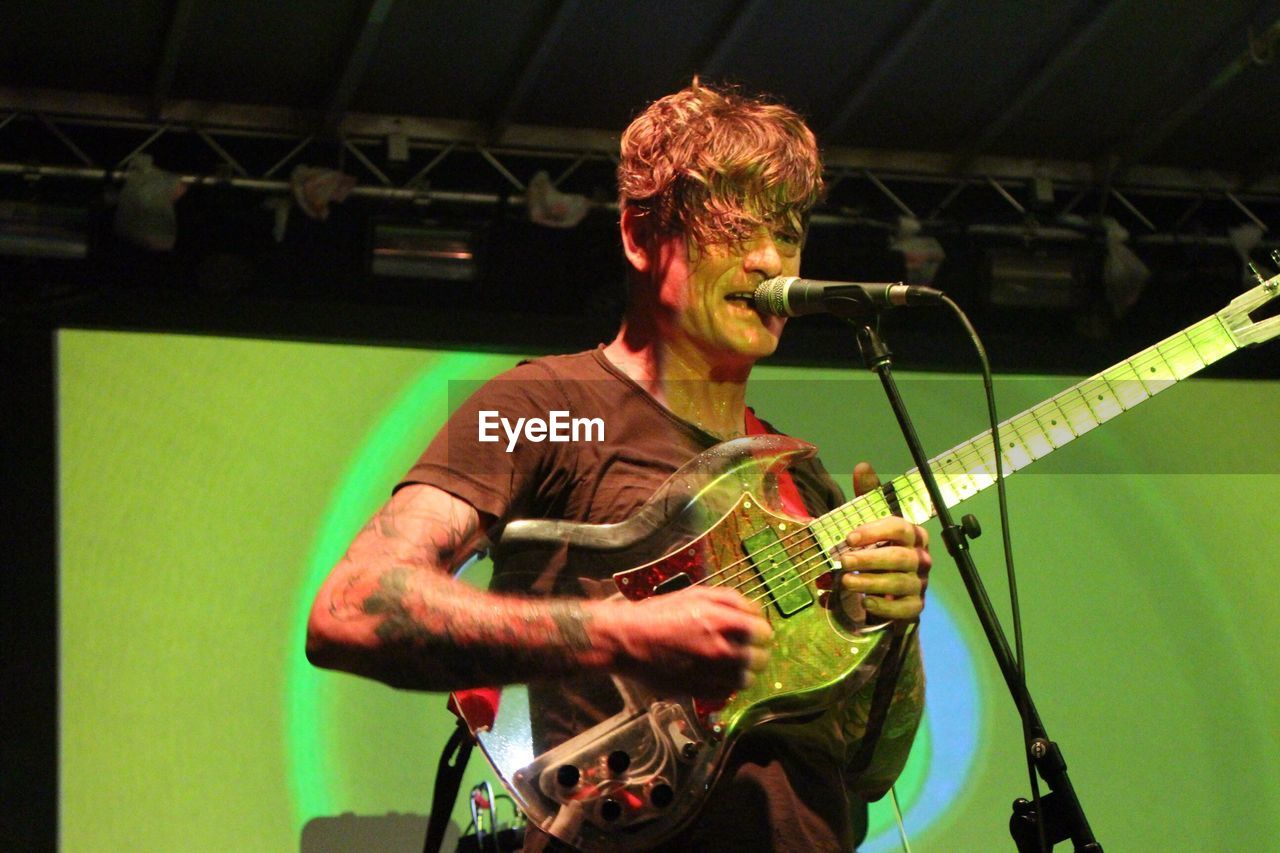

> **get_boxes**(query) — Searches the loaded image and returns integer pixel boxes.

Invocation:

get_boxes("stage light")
[0,201,88,259]
[527,171,589,229]
[986,244,1087,308]
[1228,222,1265,285]
[890,216,945,285]
[290,166,356,221]
[370,223,478,281]
[1101,218,1149,318]
[113,154,186,251]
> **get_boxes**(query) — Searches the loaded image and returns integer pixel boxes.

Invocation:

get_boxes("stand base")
[1010,795,1103,852]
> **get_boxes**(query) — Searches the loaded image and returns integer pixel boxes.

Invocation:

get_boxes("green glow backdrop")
[59,329,1279,851]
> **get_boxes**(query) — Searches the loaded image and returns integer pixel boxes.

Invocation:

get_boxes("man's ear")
[619,206,652,273]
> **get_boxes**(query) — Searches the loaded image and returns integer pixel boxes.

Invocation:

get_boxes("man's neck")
[603,321,752,440]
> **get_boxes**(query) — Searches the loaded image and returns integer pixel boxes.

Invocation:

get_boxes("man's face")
[655,225,803,367]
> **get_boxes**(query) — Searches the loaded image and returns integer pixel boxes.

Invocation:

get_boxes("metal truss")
[1,86,1278,246]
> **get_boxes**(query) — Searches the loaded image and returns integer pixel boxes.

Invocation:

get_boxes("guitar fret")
[1007,411,1055,460]
[1037,399,1079,447]
[811,511,843,554]
[932,479,963,510]
[930,451,968,508]
[1131,348,1176,395]
[1061,387,1099,436]
[992,418,1030,473]
[895,473,933,523]
[964,438,1000,485]
[1161,332,1205,379]
[937,447,982,503]
[1153,346,1183,379]
[1187,317,1237,363]
[1100,362,1151,409]
[999,428,1034,472]
[1078,377,1125,423]
[952,444,995,500]
[861,492,892,529]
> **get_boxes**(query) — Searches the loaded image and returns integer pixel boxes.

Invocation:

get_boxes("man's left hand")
[829,462,932,622]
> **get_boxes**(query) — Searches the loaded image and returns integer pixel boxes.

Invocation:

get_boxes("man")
[307,81,929,851]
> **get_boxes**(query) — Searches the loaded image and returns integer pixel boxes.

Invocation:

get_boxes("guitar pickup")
[654,572,693,595]
[741,526,813,617]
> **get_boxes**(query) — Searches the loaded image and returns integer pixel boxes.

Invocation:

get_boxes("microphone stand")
[843,312,1101,852]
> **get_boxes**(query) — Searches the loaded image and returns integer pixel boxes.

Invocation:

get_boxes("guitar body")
[457,435,892,852]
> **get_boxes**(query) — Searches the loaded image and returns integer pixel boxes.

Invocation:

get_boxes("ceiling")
[1,1,1279,375]
[3,1,1280,206]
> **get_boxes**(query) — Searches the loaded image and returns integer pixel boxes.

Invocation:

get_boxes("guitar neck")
[810,309,1244,547]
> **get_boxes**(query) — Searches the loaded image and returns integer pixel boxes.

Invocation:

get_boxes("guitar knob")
[601,799,623,822]
[607,750,631,773]
[555,764,580,788]
[649,782,674,809]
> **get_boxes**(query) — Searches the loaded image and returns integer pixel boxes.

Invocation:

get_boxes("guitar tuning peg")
[1271,249,1280,268]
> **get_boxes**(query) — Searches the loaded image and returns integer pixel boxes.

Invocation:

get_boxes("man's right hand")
[593,587,773,701]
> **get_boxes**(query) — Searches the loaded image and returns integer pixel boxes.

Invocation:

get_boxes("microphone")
[752,276,945,317]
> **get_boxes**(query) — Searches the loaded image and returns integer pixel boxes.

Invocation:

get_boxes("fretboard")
[808,312,1241,552]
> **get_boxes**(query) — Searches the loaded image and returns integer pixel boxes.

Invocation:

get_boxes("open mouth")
[724,293,755,304]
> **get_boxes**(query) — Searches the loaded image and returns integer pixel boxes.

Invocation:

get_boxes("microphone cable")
[937,294,1047,853]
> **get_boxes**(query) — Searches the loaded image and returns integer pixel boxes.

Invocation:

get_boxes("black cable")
[939,295,1047,853]
[495,793,522,823]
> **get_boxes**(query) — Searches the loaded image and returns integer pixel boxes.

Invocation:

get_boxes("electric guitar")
[452,273,1279,851]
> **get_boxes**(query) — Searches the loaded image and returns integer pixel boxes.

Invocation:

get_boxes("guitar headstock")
[1218,268,1280,348]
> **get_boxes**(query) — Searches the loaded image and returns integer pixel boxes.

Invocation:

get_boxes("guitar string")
[676,479,889,592]
[932,328,1211,488]
[736,532,873,606]
[677,328,1221,606]
[689,481,896,594]
[692,360,1099,601]
[695,386,1080,604]
[697,504,885,605]
[711,396,1094,603]
[680,327,1217,601]
[747,328,1230,603]
[741,328,1226,604]
[871,326,1218,507]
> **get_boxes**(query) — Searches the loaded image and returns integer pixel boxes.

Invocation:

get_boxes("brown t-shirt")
[404,348,867,852]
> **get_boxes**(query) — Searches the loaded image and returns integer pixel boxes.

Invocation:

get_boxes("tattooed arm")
[305,483,773,695]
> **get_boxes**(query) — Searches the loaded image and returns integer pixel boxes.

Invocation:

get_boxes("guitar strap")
[421,718,474,853]
[845,622,915,776]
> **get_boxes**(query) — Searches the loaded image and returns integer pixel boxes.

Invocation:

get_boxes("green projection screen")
[58,328,1280,851]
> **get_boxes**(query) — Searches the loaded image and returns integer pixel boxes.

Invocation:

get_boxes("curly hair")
[617,80,824,249]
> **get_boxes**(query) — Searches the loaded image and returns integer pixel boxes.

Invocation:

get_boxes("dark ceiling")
[4,0,1280,170]
[1,1,1279,376]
